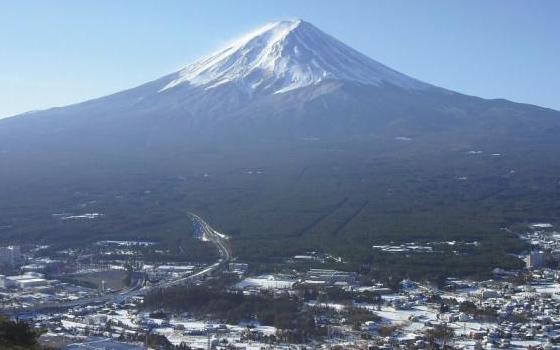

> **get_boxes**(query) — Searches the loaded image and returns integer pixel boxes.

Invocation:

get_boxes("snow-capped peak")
[159,19,429,94]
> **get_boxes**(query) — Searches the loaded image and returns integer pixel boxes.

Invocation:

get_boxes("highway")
[165,212,232,286]
[2,213,232,316]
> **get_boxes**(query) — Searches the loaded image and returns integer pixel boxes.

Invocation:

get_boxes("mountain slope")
[1,19,558,144]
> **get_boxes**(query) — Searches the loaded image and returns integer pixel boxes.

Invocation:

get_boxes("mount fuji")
[1,19,558,145]
[1,20,560,273]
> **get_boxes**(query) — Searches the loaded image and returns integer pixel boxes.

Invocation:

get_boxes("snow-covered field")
[153,318,278,349]
[235,274,297,290]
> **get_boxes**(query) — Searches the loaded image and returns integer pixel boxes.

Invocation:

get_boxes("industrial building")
[525,250,545,269]
[0,245,23,267]
[0,273,50,289]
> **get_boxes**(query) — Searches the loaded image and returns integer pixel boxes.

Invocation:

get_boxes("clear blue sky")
[1,0,559,118]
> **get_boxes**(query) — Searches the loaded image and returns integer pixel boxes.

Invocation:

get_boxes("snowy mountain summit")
[160,19,430,95]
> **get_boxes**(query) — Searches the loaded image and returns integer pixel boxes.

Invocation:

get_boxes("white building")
[156,265,195,273]
[2,274,50,289]
[306,269,358,285]
[16,278,49,289]
[21,264,47,273]
[235,274,297,290]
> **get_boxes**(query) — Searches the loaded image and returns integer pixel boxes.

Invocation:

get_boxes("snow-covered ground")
[159,20,430,95]
[153,318,278,349]
[235,274,297,290]
[59,213,104,220]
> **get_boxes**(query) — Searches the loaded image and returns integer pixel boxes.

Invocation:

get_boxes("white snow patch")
[531,223,553,229]
[60,213,103,220]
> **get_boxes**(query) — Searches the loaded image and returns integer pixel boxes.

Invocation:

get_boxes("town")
[1,217,560,350]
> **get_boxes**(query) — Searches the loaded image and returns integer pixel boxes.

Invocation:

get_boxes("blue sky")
[1,0,559,117]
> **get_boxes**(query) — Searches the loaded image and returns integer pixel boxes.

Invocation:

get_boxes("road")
[165,212,232,286]
[189,212,231,260]
[2,213,232,316]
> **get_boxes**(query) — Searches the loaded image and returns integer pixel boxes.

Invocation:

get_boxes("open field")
[67,270,128,291]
